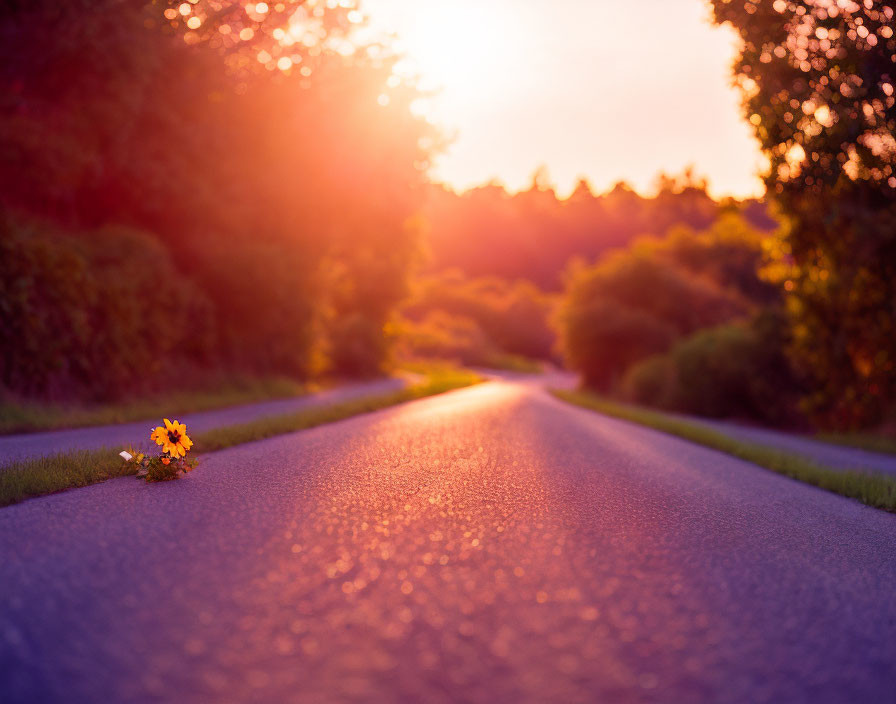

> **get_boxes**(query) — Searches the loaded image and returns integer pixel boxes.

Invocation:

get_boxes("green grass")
[0,367,482,508]
[816,432,896,457]
[0,448,135,508]
[551,389,896,513]
[0,376,309,435]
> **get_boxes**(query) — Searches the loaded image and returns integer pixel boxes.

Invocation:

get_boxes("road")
[0,377,409,463]
[1,378,895,703]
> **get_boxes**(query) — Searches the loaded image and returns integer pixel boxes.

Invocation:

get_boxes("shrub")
[559,254,748,389]
[0,218,210,401]
[401,272,557,364]
[622,355,676,410]
[560,301,676,390]
[392,311,496,367]
[623,310,803,426]
[327,313,391,378]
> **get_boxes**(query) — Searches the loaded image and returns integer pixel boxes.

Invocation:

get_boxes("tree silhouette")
[160,0,360,73]
[710,0,896,428]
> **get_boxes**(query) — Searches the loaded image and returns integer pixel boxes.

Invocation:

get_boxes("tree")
[0,0,437,398]
[159,0,359,70]
[710,0,896,428]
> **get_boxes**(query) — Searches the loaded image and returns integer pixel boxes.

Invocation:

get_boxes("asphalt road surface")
[2,379,895,703]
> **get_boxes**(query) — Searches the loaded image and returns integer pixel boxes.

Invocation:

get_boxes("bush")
[623,310,803,425]
[558,214,778,393]
[392,311,496,367]
[560,301,676,390]
[189,236,316,379]
[0,218,210,400]
[327,313,391,378]
[559,254,748,389]
[622,355,676,409]
[401,272,557,364]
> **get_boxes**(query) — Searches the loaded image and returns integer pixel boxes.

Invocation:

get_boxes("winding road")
[2,377,895,703]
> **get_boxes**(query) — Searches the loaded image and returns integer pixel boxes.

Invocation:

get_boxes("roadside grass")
[0,375,308,435]
[551,389,896,513]
[0,449,134,508]
[815,432,896,457]
[0,367,482,508]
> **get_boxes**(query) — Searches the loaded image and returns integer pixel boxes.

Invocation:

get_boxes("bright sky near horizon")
[363,0,766,199]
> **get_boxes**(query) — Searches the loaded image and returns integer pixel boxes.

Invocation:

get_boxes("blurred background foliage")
[1,0,894,435]
[556,214,799,412]
[0,0,432,399]
[395,272,557,371]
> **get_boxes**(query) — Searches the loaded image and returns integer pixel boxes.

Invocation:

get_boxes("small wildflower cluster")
[121,418,198,482]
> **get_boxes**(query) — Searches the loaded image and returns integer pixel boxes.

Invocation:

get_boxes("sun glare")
[373,1,528,121]
[363,0,765,199]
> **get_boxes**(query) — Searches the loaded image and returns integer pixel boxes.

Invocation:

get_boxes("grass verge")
[551,389,896,513]
[0,376,308,435]
[0,367,481,508]
[815,432,896,457]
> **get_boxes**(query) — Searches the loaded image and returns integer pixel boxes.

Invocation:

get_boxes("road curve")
[1,379,894,703]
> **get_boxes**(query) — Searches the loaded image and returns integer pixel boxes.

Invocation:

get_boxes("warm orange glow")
[364,0,765,199]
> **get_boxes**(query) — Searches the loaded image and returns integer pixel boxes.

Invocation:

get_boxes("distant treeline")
[558,215,804,427]
[422,173,777,290]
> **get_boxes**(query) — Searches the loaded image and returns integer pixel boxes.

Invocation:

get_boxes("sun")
[366,0,528,121]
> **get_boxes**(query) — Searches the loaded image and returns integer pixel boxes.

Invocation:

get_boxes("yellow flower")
[151,418,193,457]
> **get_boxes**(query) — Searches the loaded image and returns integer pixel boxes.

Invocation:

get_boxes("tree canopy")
[711,0,896,428]
[0,0,436,398]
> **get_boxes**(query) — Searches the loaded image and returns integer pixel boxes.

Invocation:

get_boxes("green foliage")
[326,313,392,378]
[394,311,494,366]
[0,1,437,401]
[159,0,357,66]
[190,237,316,379]
[558,215,770,389]
[396,272,557,368]
[561,300,676,390]
[623,310,802,425]
[423,169,776,289]
[621,355,677,410]
[552,389,896,513]
[0,219,209,401]
[710,0,896,429]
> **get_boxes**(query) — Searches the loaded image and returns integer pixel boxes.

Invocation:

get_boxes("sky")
[362,0,766,199]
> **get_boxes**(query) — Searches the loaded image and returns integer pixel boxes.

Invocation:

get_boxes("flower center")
[168,431,180,444]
